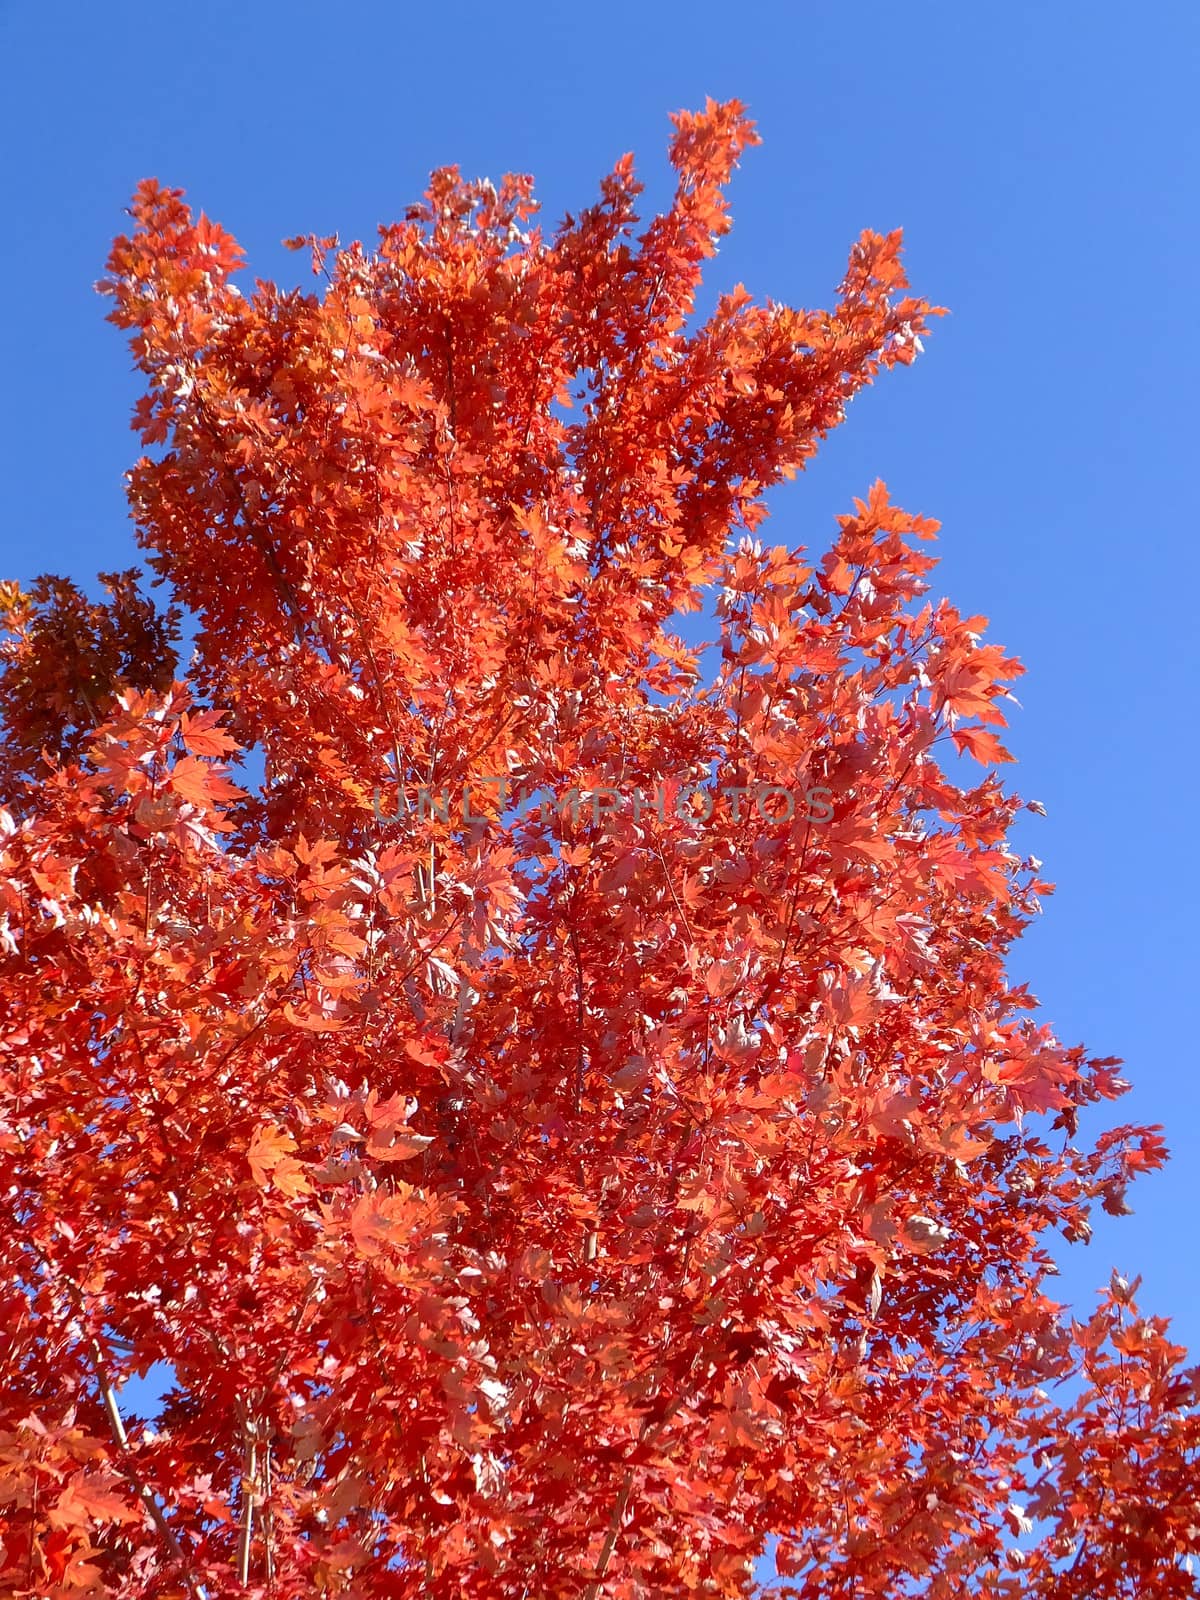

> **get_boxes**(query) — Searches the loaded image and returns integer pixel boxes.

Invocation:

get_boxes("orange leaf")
[170,755,247,809]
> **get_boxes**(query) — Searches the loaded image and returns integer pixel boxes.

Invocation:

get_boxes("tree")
[1,99,1196,1599]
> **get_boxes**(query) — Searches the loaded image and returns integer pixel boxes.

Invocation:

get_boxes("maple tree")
[1,99,1197,1598]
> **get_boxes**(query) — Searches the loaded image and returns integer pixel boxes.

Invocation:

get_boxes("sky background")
[2,0,1198,1426]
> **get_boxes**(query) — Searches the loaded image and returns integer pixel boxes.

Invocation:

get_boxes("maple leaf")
[169,754,246,809]
[179,708,239,758]
[47,1471,140,1530]
[247,1122,311,1196]
[952,724,1014,764]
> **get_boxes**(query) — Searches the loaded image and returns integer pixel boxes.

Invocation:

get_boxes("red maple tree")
[2,101,1196,1598]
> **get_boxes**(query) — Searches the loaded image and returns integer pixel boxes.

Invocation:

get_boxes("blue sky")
[2,0,1197,1379]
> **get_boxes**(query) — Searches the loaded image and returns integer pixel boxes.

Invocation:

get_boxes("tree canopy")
[1,100,1196,1599]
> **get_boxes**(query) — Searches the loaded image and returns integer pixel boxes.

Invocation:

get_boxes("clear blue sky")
[2,0,1197,1359]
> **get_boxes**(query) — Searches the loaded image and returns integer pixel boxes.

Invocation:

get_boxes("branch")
[90,1340,207,1600]
[236,1430,257,1586]
[24,1234,206,1596]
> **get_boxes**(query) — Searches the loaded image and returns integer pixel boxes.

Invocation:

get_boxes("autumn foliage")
[1,101,1197,1598]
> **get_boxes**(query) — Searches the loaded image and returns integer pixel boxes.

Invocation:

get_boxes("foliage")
[1,101,1196,1598]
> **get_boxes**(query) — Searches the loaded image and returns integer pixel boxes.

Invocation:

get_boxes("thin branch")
[237,1429,257,1585]
[90,1340,207,1600]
